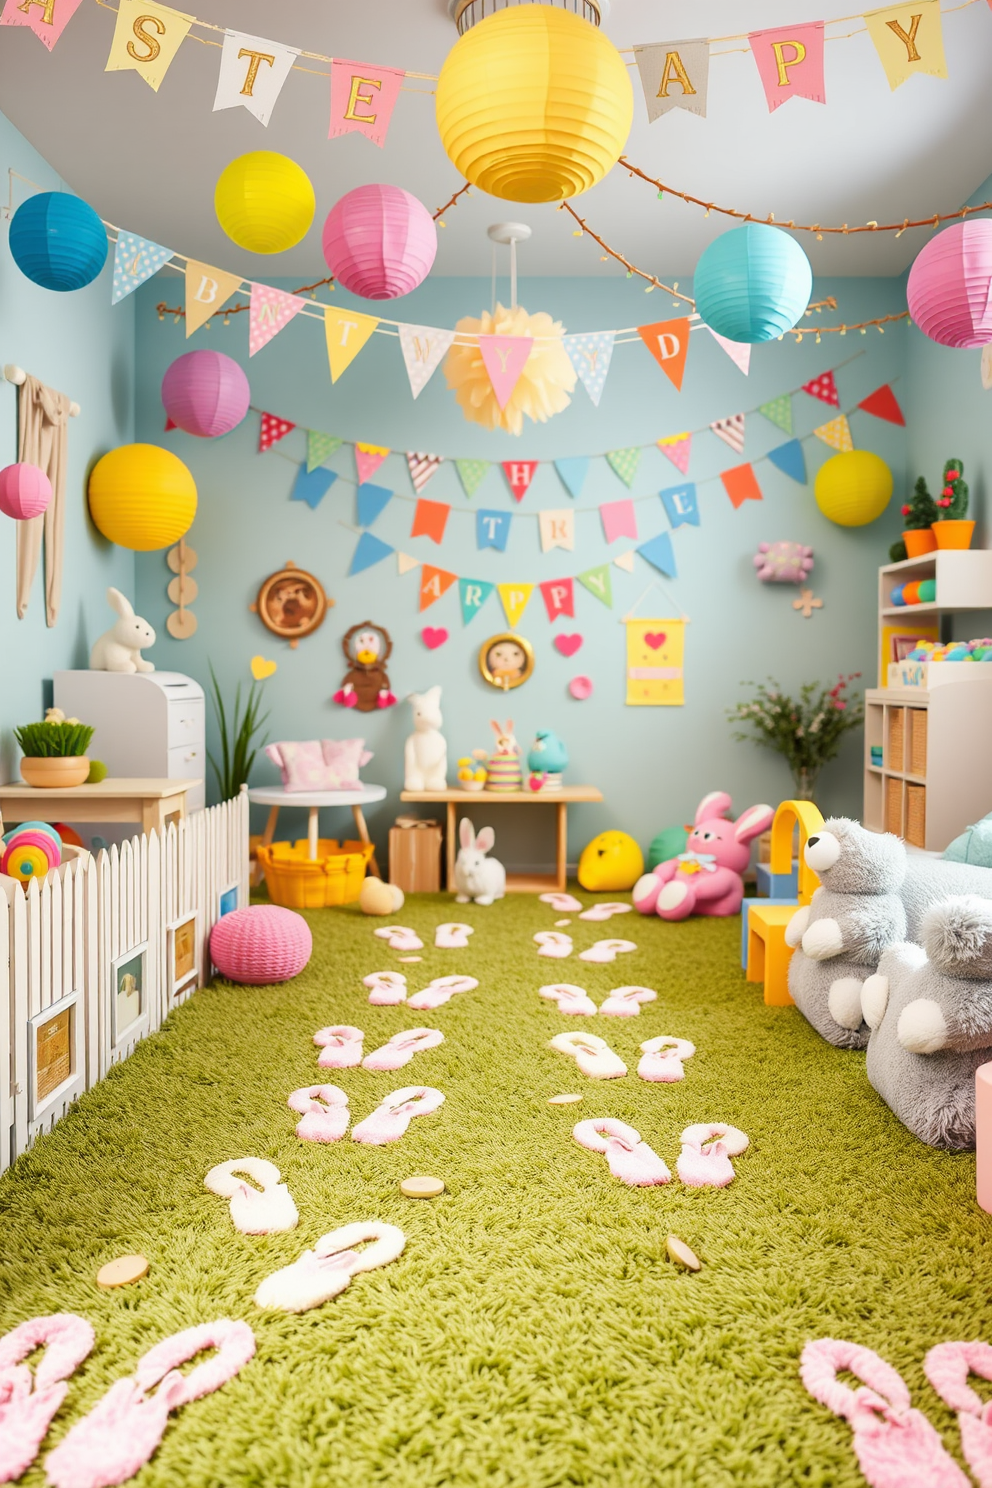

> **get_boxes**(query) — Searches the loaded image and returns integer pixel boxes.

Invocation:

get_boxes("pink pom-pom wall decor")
[210,904,312,985]
[161,349,251,438]
[0,462,52,520]
[907,221,992,349]
[322,184,437,300]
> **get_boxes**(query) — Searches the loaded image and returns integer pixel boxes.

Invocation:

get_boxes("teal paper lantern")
[694,224,812,344]
[9,192,108,292]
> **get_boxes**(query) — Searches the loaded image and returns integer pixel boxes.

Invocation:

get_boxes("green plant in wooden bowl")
[15,712,96,788]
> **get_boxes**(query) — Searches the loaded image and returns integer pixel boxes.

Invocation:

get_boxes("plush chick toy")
[578,831,645,892]
[359,877,405,916]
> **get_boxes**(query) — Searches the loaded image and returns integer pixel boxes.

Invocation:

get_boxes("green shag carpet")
[1,893,990,1488]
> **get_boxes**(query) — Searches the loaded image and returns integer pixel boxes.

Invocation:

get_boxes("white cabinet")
[53,672,206,812]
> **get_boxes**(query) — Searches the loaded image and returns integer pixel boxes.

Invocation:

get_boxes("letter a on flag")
[638,319,691,391]
[1,0,84,51]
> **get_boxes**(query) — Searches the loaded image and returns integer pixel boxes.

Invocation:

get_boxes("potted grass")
[932,458,975,550]
[15,714,95,788]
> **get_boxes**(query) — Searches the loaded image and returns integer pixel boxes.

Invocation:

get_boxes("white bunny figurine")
[89,587,156,673]
[454,817,506,906]
[404,686,447,791]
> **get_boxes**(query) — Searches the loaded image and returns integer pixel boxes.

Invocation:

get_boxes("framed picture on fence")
[168,912,198,1000]
[111,944,148,1052]
[28,991,83,1123]
[218,884,238,920]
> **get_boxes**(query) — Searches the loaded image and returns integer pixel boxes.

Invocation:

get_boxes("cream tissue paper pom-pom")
[444,303,576,436]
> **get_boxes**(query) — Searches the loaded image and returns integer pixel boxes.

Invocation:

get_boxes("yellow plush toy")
[578,831,644,892]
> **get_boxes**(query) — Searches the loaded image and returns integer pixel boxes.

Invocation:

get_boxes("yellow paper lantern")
[88,445,197,551]
[436,6,633,204]
[814,450,893,528]
[215,151,315,254]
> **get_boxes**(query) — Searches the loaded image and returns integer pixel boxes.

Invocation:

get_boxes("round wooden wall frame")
[250,561,332,649]
[479,633,535,691]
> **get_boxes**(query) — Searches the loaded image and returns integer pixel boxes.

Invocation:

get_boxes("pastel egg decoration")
[322,185,437,300]
[214,151,315,255]
[1,822,62,884]
[814,450,893,528]
[694,224,813,343]
[436,6,633,204]
[907,221,992,348]
[0,463,52,520]
[9,191,108,292]
[88,444,197,551]
[162,350,250,438]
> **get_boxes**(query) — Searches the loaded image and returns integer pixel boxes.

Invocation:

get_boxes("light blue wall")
[133,274,907,865]
[0,109,135,780]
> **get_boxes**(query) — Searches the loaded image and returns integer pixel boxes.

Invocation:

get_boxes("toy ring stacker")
[1,821,62,883]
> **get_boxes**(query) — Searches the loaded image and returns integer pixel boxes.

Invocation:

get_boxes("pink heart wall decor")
[421,627,449,650]
[644,632,667,651]
[554,633,583,658]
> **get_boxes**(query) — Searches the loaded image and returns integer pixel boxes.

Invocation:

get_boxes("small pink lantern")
[907,221,992,348]
[0,462,52,520]
[161,349,251,438]
[322,184,437,300]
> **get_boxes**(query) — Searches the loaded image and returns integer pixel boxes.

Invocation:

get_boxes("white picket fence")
[0,787,249,1174]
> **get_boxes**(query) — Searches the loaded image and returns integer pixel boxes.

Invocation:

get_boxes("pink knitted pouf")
[210,905,312,985]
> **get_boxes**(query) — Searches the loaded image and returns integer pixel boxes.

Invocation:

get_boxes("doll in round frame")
[479,633,534,692]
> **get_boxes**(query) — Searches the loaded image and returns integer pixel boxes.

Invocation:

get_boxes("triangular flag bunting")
[212,30,298,127]
[539,577,575,621]
[105,0,192,91]
[554,457,590,499]
[707,327,751,375]
[563,331,615,406]
[479,337,533,410]
[638,532,678,578]
[249,283,305,356]
[749,20,826,111]
[420,565,457,611]
[407,452,443,494]
[711,415,745,454]
[291,464,337,510]
[112,232,173,304]
[502,461,538,502]
[477,510,511,552]
[539,510,575,553]
[259,413,295,453]
[660,484,699,528]
[600,500,638,544]
[307,431,343,472]
[577,565,613,608]
[657,434,692,475]
[614,551,636,573]
[164,417,176,431]
[349,532,394,576]
[397,552,419,575]
[356,482,393,527]
[497,583,534,629]
[325,307,379,382]
[721,463,763,509]
[638,319,691,391]
[1,0,84,51]
[802,371,840,407]
[329,58,405,146]
[606,448,642,488]
[814,415,853,452]
[399,325,455,399]
[455,459,489,498]
[185,261,243,337]
[355,443,390,484]
[766,439,807,484]
[459,578,495,625]
[858,384,905,426]
[411,499,450,545]
[758,396,792,434]
[864,0,947,89]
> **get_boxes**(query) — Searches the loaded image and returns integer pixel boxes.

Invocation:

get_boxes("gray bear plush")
[863,895,992,1149]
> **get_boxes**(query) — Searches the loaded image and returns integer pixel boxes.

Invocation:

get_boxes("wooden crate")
[885,776,903,835]
[909,709,928,778]
[389,821,442,893]
[888,709,905,771]
[907,785,927,848]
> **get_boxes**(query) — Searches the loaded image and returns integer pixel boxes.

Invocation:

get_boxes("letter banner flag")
[563,332,615,405]
[249,283,305,356]
[291,465,337,511]
[540,577,575,622]
[657,433,692,475]
[606,447,642,488]
[802,370,840,407]
[539,509,576,552]
[748,21,826,111]
[554,456,590,498]
[1,0,84,50]
[502,460,539,502]
[355,443,390,484]
[638,319,691,391]
[758,395,793,434]
[399,325,455,399]
[766,439,807,484]
[480,337,533,409]
[111,232,174,304]
[498,583,534,628]
[259,412,295,452]
[308,431,343,472]
[708,327,751,375]
[577,564,613,608]
[721,462,764,509]
[185,261,243,337]
[349,531,394,576]
[212,30,298,126]
[864,0,947,89]
[324,307,379,382]
[813,415,854,452]
[614,550,636,573]
[600,499,638,544]
[638,531,678,578]
[407,452,443,494]
[356,482,393,527]
[633,39,710,120]
[459,578,495,625]
[455,459,490,498]
[105,0,193,91]
[661,483,699,528]
[329,57,405,145]
[397,552,419,575]
[858,384,905,425]
[411,498,450,545]
[420,565,457,611]
[626,619,685,707]
[711,414,746,454]
[477,509,512,552]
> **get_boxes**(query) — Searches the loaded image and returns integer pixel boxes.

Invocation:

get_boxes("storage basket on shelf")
[256,838,375,908]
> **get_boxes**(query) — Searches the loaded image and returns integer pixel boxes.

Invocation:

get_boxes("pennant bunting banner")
[307,431,342,471]
[626,619,685,707]
[498,583,534,629]
[325,307,379,382]
[502,460,538,502]
[802,370,840,407]
[638,318,691,391]
[563,331,615,406]
[539,510,576,553]
[480,337,534,410]
[355,443,390,484]
[577,565,613,608]
[477,509,512,552]
[455,459,489,498]
[766,439,807,483]
[420,565,457,611]
[540,577,575,621]
[249,283,305,356]
[104,0,193,91]
[111,232,173,303]
[614,551,636,573]
[411,498,451,545]
[748,21,826,111]
[721,462,764,509]
[349,531,394,576]
[554,457,590,499]
[864,0,947,88]
[633,39,710,120]
[758,395,793,434]
[711,414,746,454]
[657,433,692,475]
[606,448,642,488]
[638,531,678,578]
[329,58,405,146]
[600,499,638,544]
[459,578,495,625]
[212,30,298,126]
[708,327,751,375]
[407,452,443,494]
[814,414,854,451]
[290,464,337,510]
[184,261,243,337]
[164,417,176,431]
[858,384,905,425]
[397,552,418,575]
[355,482,393,527]
[398,325,455,399]
[660,483,699,528]
[1,0,83,50]
[259,413,295,453]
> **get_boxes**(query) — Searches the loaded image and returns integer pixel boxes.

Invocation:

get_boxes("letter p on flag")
[748,21,826,110]
[638,319,690,391]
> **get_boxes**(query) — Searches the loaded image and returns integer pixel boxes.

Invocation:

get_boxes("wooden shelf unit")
[877,550,992,686]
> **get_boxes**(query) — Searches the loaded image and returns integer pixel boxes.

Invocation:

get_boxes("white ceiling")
[1,0,991,281]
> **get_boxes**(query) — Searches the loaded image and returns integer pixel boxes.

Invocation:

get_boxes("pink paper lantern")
[907,221,992,348]
[161,349,251,438]
[322,184,437,300]
[0,463,52,520]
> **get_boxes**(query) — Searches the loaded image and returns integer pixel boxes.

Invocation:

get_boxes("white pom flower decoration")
[444,302,576,436]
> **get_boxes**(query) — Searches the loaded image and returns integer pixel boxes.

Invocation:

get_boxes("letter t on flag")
[748,21,826,110]
[638,320,691,391]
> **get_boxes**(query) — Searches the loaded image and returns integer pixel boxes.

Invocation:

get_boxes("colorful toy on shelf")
[906,637,992,663]
[456,750,489,790]
[753,541,814,585]
[889,579,936,606]
[527,729,569,792]
[486,719,523,792]
[635,793,773,921]
[403,688,447,792]
[1,821,62,883]
[454,818,506,906]
[578,831,644,892]
[333,622,396,711]
[89,588,156,674]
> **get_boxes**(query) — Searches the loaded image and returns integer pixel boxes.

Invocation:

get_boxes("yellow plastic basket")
[257,838,374,909]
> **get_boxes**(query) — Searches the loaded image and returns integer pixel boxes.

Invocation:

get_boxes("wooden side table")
[247,784,387,884]
[0,778,197,837]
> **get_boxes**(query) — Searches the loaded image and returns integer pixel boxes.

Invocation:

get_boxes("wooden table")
[399,787,604,893]
[247,784,387,883]
[0,778,198,836]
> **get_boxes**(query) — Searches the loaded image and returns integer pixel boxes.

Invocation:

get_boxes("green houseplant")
[890,476,939,563]
[14,713,96,788]
[728,674,865,801]
[932,458,974,550]
[207,665,270,802]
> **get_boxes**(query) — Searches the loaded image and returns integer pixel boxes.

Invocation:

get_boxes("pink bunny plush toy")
[632,792,774,921]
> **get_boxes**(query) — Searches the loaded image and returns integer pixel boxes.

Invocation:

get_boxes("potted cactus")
[894,476,939,561]
[932,458,974,549]
[14,710,95,788]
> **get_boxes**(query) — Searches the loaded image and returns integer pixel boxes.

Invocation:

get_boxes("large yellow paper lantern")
[88,445,197,551]
[814,450,893,528]
[436,5,633,203]
[215,151,315,254]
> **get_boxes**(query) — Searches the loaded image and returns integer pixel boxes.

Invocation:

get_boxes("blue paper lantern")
[694,224,812,344]
[9,192,108,292]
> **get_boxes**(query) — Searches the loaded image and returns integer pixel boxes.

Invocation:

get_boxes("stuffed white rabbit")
[404,687,447,791]
[89,587,156,673]
[454,817,506,906]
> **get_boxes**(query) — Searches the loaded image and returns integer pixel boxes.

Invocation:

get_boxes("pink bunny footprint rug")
[407,975,478,1011]
[539,892,583,913]
[435,923,473,949]
[351,1086,445,1145]
[676,1124,749,1188]
[579,939,637,965]
[374,926,424,952]
[0,1314,94,1484]
[638,1037,696,1083]
[535,932,573,959]
[254,1223,406,1315]
[572,1118,671,1187]
[539,983,598,1017]
[578,903,633,923]
[203,1158,299,1233]
[287,1085,350,1143]
[549,1031,627,1079]
[313,1025,364,1068]
[363,971,408,1006]
[362,1028,444,1071]
[925,1341,992,1486]
[599,986,657,1017]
